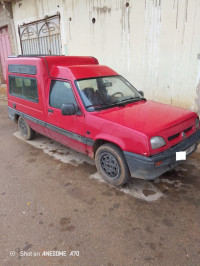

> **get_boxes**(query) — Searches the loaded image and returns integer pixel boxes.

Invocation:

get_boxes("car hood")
[90,100,196,136]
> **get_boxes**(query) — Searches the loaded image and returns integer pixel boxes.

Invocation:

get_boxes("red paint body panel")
[67,65,118,80]
[45,78,86,153]
[45,55,99,70]
[6,56,199,160]
[85,112,150,155]
[50,65,118,80]
[7,58,47,135]
[88,100,197,155]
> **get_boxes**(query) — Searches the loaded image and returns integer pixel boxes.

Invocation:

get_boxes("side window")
[9,76,38,102]
[23,78,38,101]
[9,76,23,97]
[49,80,77,110]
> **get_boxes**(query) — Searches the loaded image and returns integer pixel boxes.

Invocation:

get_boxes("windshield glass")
[75,76,144,111]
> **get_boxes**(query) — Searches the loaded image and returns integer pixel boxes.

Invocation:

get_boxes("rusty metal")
[18,14,61,55]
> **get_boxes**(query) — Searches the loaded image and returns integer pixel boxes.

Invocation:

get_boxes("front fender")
[94,133,126,150]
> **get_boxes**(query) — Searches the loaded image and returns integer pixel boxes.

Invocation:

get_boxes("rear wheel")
[95,143,130,187]
[18,116,36,140]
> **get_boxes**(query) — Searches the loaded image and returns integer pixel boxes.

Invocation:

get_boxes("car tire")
[95,143,130,187]
[18,116,36,140]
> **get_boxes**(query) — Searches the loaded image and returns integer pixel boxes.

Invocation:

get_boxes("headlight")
[195,117,199,129]
[150,136,166,149]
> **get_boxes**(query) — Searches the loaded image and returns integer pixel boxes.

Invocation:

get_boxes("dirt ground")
[1,99,200,266]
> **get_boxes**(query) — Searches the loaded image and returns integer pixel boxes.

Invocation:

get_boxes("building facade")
[4,0,200,113]
[0,0,17,84]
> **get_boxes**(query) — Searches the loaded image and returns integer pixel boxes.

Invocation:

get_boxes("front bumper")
[124,129,200,180]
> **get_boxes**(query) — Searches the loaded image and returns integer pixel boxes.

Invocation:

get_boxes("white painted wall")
[12,0,200,113]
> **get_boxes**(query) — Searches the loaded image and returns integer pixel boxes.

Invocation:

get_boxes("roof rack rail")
[8,54,64,58]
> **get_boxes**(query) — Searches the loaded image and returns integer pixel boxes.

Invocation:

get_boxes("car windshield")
[75,76,144,111]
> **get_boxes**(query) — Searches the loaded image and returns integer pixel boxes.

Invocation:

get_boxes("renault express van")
[7,55,200,186]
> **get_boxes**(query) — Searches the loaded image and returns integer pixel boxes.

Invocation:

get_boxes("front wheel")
[95,143,130,187]
[18,116,36,140]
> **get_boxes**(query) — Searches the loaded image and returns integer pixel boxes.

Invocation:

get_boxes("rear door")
[46,79,86,153]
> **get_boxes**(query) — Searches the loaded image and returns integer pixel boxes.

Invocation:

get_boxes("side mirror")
[138,90,144,97]
[61,103,77,116]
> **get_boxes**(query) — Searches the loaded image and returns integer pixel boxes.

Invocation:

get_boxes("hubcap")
[100,152,119,179]
[19,119,28,136]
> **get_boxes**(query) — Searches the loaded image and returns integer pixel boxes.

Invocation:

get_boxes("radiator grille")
[168,126,193,141]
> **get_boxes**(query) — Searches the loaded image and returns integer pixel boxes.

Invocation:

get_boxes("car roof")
[8,55,99,66]
[7,55,118,80]
[50,64,119,80]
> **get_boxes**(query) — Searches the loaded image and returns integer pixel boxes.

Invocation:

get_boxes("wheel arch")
[93,137,125,157]
[94,139,130,186]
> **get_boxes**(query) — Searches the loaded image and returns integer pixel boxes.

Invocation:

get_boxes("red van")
[7,55,200,186]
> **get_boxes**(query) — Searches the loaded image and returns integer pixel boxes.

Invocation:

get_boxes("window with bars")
[18,15,61,55]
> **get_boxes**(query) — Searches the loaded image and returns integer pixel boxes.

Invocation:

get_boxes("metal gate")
[0,27,12,82]
[18,14,61,55]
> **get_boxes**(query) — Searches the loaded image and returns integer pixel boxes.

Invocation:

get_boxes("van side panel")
[7,58,48,136]
[7,57,91,155]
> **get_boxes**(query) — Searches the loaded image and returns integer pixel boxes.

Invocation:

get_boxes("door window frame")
[48,79,81,113]
[9,74,39,103]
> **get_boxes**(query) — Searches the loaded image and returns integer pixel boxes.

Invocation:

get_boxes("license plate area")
[185,144,196,155]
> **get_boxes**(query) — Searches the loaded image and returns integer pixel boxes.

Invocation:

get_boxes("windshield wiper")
[86,102,126,111]
[86,97,146,111]
[118,96,146,104]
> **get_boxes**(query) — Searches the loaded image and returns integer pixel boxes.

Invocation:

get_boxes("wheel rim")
[100,152,120,179]
[19,119,28,136]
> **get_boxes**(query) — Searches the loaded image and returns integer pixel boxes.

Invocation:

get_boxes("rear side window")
[49,80,77,109]
[8,64,37,75]
[9,76,38,102]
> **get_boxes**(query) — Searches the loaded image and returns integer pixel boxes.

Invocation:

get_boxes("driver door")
[46,79,86,153]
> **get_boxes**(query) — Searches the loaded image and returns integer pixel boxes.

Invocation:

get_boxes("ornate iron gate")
[18,14,61,55]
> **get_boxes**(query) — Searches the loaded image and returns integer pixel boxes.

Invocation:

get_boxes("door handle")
[48,109,54,113]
